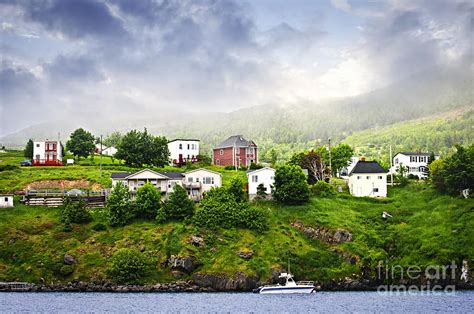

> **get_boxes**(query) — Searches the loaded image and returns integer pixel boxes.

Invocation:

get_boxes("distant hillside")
[1,64,472,159]
[343,107,474,166]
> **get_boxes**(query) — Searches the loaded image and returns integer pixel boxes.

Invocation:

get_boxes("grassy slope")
[0,183,472,285]
[342,107,474,167]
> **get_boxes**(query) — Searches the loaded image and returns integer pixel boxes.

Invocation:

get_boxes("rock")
[292,220,353,244]
[27,267,32,273]
[64,254,76,265]
[236,251,254,260]
[189,236,205,247]
[192,272,258,291]
[8,237,17,245]
[329,248,359,265]
[167,255,196,273]
[139,245,145,252]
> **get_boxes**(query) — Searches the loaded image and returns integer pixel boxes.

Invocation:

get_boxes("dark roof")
[349,161,386,175]
[111,172,132,179]
[161,172,184,179]
[168,139,200,143]
[214,135,257,149]
[396,152,431,156]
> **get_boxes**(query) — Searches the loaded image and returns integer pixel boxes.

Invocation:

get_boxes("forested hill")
[1,65,472,160]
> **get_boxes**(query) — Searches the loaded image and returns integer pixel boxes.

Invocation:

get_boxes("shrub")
[224,165,235,170]
[59,265,74,276]
[249,163,263,170]
[255,183,268,200]
[135,182,161,219]
[107,183,135,227]
[92,222,107,231]
[239,166,248,171]
[108,248,150,284]
[272,165,310,204]
[159,185,195,222]
[407,174,419,180]
[311,180,337,197]
[227,178,246,203]
[61,197,92,224]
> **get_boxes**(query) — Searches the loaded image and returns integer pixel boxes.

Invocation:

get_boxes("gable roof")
[395,152,432,157]
[111,169,183,180]
[214,135,257,149]
[168,139,200,143]
[184,168,222,177]
[246,167,275,176]
[111,172,132,179]
[349,161,386,175]
[161,171,184,180]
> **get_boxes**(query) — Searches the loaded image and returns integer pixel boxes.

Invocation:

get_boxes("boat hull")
[258,286,315,294]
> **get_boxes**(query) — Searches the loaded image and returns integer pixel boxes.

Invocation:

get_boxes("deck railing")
[32,159,63,166]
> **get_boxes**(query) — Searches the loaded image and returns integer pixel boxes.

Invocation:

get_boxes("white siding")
[0,195,14,208]
[168,140,200,164]
[247,168,275,196]
[184,169,222,193]
[348,173,387,197]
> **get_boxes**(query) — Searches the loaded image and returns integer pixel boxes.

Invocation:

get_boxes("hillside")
[342,107,474,166]
[0,183,472,289]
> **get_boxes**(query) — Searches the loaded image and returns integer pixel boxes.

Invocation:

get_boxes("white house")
[348,160,387,197]
[111,168,221,201]
[389,152,436,178]
[33,140,63,166]
[168,139,200,166]
[247,167,275,199]
[183,168,222,200]
[96,144,117,156]
[340,156,359,177]
[0,195,14,208]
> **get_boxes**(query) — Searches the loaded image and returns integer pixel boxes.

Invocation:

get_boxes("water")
[1,291,473,313]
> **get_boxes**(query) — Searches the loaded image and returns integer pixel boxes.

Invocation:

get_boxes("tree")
[311,180,337,197]
[228,178,246,203]
[66,128,95,159]
[396,163,409,186]
[288,152,305,166]
[135,182,161,219]
[300,150,329,184]
[440,144,474,195]
[331,144,354,176]
[255,183,268,200]
[24,139,33,158]
[197,154,212,166]
[430,159,446,193]
[272,165,310,204]
[115,129,169,167]
[270,149,278,166]
[103,131,122,147]
[107,183,135,227]
[108,248,150,284]
[61,196,92,224]
[159,185,194,222]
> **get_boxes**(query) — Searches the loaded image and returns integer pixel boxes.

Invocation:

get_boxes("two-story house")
[33,140,63,166]
[212,135,257,167]
[389,152,436,178]
[348,160,387,197]
[168,139,200,166]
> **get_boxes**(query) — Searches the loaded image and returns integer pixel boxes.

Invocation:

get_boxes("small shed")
[0,195,14,208]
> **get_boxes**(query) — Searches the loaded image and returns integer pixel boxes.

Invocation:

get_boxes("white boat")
[253,272,315,294]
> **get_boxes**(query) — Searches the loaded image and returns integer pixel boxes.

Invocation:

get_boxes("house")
[348,160,387,197]
[213,135,258,167]
[110,168,221,201]
[340,156,359,177]
[95,144,117,156]
[247,167,275,199]
[183,168,222,200]
[168,139,200,166]
[389,152,436,178]
[33,140,63,166]
[0,195,14,208]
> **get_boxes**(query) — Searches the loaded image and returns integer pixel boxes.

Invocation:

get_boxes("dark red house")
[212,135,258,167]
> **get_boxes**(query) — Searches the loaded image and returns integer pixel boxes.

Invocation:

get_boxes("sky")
[0,0,473,136]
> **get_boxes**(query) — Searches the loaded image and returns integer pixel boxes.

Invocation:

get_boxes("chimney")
[360,156,366,161]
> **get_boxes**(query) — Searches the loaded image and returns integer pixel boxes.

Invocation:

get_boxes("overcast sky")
[0,0,472,136]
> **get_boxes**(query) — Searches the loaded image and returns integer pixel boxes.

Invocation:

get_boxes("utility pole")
[328,138,332,179]
[99,134,103,178]
[389,144,393,187]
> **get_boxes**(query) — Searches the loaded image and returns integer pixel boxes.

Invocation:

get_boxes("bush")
[224,165,235,170]
[61,197,92,224]
[194,187,269,231]
[108,248,150,284]
[255,183,268,200]
[239,166,248,171]
[159,185,195,222]
[59,265,74,276]
[249,163,263,170]
[92,222,107,231]
[107,183,135,227]
[228,178,246,203]
[311,180,337,197]
[273,165,310,204]
[135,182,161,219]
[407,174,419,180]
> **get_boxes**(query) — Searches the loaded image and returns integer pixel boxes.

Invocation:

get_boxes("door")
[356,187,362,196]
[179,154,183,163]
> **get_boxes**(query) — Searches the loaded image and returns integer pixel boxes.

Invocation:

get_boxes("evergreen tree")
[255,183,268,200]
[272,165,310,204]
[24,139,33,158]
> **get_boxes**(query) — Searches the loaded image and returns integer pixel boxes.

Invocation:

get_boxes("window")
[219,149,223,155]
[252,175,258,183]
[4,197,8,202]
[216,159,220,165]
[187,144,190,149]
[366,176,370,180]
[357,176,361,179]
[188,177,193,182]
[179,144,182,149]
[378,176,383,179]
[36,144,40,147]
[373,188,379,192]
[196,178,200,182]
[203,177,214,184]
[395,158,399,164]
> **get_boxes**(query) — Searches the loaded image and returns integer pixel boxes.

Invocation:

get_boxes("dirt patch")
[26,179,102,191]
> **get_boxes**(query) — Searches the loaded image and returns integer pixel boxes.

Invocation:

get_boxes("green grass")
[0,181,472,285]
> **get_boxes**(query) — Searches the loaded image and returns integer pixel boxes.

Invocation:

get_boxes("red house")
[213,135,258,167]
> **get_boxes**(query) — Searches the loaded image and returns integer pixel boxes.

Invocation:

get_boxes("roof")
[349,161,386,175]
[395,152,432,157]
[184,168,222,176]
[214,135,257,149]
[111,169,183,180]
[246,167,275,176]
[168,139,200,143]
